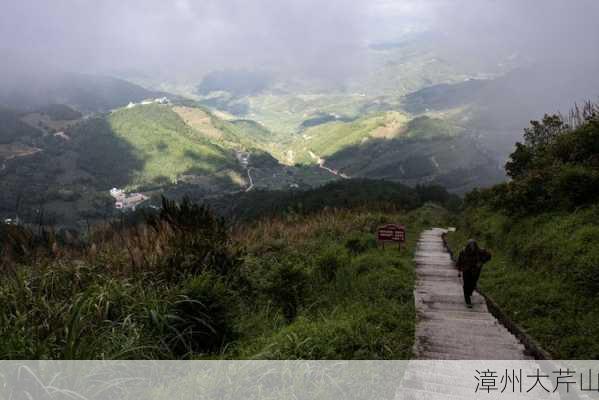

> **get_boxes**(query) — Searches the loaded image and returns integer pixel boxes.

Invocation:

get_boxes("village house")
[110,188,126,201]
[110,188,148,211]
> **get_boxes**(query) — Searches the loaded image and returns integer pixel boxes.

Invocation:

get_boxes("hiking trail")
[412,228,530,360]
[393,229,554,400]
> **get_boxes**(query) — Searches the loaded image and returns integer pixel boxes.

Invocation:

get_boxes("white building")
[114,192,149,211]
[110,188,126,200]
[4,217,20,225]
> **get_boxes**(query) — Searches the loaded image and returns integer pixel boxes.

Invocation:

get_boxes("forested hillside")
[448,103,599,358]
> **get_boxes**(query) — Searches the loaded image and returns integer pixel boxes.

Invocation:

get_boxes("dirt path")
[412,228,529,360]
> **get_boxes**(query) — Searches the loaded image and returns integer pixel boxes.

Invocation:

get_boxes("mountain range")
[3,33,589,227]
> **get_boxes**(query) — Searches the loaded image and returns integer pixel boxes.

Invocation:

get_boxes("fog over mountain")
[2,0,598,85]
[1,0,598,221]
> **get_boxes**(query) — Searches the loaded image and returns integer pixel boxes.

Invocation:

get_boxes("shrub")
[353,265,412,303]
[265,261,309,322]
[550,165,599,209]
[148,197,242,281]
[569,225,599,293]
[158,273,236,357]
[315,244,350,282]
[344,233,377,255]
[350,251,390,275]
[473,108,599,215]
[261,303,413,359]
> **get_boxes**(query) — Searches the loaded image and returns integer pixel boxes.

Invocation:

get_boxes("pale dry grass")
[233,208,404,249]
[370,112,409,139]
[172,106,223,140]
[0,143,42,162]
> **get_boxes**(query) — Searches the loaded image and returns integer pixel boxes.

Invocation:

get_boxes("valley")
[1,0,598,367]
[0,78,505,228]
[1,32,574,229]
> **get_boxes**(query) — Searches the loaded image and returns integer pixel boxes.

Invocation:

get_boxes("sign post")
[377,224,406,250]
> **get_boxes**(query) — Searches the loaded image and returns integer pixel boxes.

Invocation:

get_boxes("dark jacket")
[457,242,491,275]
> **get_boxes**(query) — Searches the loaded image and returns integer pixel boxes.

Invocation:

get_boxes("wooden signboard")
[377,224,406,250]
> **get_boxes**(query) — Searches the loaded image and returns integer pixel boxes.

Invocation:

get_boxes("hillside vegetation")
[207,179,461,221]
[106,104,238,186]
[448,103,599,358]
[0,108,42,144]
[290,112,464,166]
[291,112,409,163]
[0,182,454,359]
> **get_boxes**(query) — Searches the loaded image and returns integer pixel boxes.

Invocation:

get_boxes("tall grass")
[447,205,599,358]
[0,199,451,359]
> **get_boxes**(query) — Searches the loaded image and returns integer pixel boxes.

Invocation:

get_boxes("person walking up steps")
[456,240,491,308]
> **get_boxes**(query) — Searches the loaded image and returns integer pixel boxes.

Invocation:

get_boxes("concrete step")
[420,310,495,321]
[396,386,478,400]
[422,301,488,313]
[416,344,528,360]
[416,328,518,344]
[404,369,473,389]
[416,332,522,347]
[419,350,531,360]
[402,378,492,398]
[418,335,524,351]
[412,228,528,360]
[400,365,560,400]
[399,376,556,400]
[418,318,508,330]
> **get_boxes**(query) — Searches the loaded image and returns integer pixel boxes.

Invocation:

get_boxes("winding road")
[245,167,255,192]
[308,151,350,179]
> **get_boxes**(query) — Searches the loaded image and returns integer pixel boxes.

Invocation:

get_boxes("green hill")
[171,105,286,156]
[101,104,239,186]
[291,113,464,165]
[290,112,410,163]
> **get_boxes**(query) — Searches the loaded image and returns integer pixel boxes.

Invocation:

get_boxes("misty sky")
[1,0,599,83]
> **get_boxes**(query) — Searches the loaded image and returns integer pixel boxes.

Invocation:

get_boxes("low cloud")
[1,0,598,91]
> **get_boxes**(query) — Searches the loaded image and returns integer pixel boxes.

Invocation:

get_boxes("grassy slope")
[247,93,379,134]
[0,202,452,359]
[230,205,451,359]
[447,206,599,359]
[172,104,291,160]
[291,112,409,163]
[108,104,238,185]
[291,113,464,165]
[405,116,461,139]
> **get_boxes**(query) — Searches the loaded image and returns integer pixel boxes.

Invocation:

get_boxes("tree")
[505,142,534,179]
[523,114,568,149]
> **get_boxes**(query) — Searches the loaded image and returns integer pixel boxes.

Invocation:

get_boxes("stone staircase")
[412,228,529,360]
[395,228,561,400]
